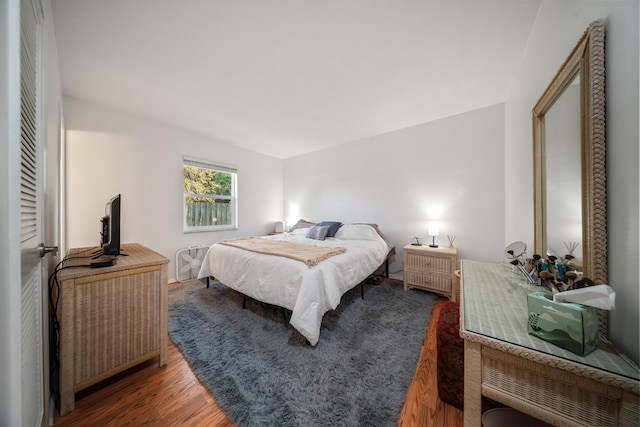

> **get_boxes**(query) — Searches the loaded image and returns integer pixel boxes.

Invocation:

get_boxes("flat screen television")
[100,194,121,256]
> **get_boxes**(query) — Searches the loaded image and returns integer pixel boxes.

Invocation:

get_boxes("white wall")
[505,1,639,363]
[284,104,506,277]
[64,97,284,282]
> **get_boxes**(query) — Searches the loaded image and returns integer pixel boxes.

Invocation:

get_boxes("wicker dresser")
[403,244,458,300]
[57,243,169,416]
[460,259,640,427]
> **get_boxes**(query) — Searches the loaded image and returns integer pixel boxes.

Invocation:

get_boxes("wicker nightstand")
[403,244,458,301]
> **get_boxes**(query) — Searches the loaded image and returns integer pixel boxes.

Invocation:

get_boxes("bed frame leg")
[361,282,365,299]
[242,294,247,309]
[385,259,389,278]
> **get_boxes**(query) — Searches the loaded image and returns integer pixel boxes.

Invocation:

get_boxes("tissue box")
[527,292,599,356]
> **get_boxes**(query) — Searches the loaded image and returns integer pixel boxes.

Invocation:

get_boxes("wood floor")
[53,297,463,427]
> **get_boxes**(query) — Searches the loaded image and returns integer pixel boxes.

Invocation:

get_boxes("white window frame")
[183,156,238,233]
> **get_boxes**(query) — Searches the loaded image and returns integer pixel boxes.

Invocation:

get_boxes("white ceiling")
[51,0,541,159]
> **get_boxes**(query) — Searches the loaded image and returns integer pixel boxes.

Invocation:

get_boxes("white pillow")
[290,228,309,236]
[333,224,379,240]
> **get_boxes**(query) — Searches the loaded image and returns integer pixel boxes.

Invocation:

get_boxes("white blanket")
[198,224,393,345]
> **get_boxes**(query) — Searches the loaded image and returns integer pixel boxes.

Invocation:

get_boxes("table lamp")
[428,222,439,248]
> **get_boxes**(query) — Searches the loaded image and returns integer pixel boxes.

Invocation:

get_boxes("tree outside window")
[183,157,237,232]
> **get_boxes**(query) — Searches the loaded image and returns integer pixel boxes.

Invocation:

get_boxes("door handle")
[39,243,58,258]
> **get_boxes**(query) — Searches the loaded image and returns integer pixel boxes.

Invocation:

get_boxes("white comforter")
[197,224,393,345]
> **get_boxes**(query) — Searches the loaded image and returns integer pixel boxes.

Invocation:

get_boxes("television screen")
[100,194,121,256]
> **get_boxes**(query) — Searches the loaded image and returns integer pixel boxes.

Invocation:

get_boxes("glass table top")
[461,259,639,381]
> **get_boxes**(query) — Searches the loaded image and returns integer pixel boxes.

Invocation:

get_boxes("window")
[183,156,237,232]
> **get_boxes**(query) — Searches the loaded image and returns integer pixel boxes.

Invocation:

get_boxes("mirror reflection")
[544,73,582,261]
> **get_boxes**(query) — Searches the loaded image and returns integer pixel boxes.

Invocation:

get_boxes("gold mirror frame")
[533,21,607,288]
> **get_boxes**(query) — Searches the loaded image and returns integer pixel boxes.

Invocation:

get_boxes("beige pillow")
[289,219,317,230]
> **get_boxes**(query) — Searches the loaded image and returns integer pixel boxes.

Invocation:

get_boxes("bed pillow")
[289,218,317,231]
[290,227,309,236]
[318,221,342,237]
[333,224,379,240]
[306,225,331,241]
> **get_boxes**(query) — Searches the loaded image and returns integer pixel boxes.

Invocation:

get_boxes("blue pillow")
[318,221,342,237]
[306,225,330,241]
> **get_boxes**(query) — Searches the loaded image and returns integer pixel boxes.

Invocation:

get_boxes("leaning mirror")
[533,20,607,288]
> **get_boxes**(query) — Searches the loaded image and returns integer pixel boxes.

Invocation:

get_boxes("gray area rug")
[168,279,436,427]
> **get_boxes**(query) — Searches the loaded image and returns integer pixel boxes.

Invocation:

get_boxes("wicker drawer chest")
[57,243,169,416]
[403,244,458,300]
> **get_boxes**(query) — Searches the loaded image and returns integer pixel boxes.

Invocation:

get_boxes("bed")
[197,222,395,345]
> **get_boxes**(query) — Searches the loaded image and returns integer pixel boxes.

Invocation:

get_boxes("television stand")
[57,243,169,416]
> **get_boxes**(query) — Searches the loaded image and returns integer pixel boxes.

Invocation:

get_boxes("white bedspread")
[197,224,393,345]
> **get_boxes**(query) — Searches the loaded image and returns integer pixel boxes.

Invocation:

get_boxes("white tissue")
[552,284,616,310]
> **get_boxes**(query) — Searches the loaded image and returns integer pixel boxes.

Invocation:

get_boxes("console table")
[57,243,169,416]
[460,259,639,427]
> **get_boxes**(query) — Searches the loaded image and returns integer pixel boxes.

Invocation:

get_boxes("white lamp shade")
[428,223,440,236]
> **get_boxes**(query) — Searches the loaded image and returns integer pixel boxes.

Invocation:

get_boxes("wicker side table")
[460,260,639,427]
[403,244,458,300]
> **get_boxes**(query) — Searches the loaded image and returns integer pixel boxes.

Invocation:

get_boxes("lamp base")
[429,244,439,248]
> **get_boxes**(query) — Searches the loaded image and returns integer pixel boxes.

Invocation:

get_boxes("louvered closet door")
[20,0,46,425]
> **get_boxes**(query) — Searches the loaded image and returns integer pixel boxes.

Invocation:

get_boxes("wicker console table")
[460,259,639,427]
[57,243,169,416]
